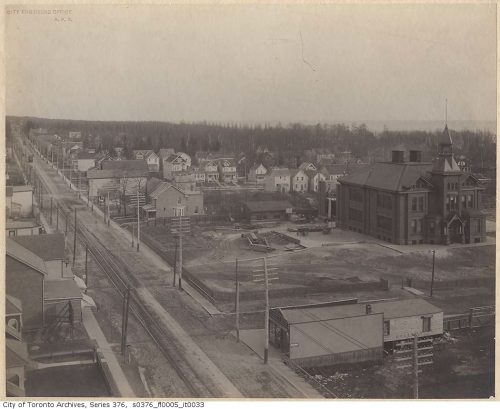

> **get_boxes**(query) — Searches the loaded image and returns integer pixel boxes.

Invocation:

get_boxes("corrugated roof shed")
[280,298,441,324]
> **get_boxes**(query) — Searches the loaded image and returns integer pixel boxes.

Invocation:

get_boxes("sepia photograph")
[3,2,496,400]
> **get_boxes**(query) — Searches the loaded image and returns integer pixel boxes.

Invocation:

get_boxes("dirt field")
[138,223,495,310]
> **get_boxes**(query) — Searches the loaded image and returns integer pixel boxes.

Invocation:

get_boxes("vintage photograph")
[4,3,496,399]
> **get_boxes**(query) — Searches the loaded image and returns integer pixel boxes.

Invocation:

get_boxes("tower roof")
[439,124,453,146]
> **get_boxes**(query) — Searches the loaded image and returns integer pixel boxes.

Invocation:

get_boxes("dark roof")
[439,124,453,146]
[340,162,433,192]
[244,200,293,212]
[6,238,47,275]
[75,151,97,160]
[101,160,148,172]
[280,298,441,324]
[322,164,347,175]
[6,339,29,368]
[87,168,148,179]
[44,279,83,301]
[11,233,65,261]
[6,295,22,315]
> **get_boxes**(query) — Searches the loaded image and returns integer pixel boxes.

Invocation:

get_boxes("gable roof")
[6,339,29,368]
[244,200,293,212]
[269,168,290,177]
[6,238,47,276]
[11,233,65,261]
[340,162,433,192]
[290,168,307,179]
[150,182,186,200]
[6,295,22,316]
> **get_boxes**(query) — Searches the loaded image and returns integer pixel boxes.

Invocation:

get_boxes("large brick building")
[337,125,486,245]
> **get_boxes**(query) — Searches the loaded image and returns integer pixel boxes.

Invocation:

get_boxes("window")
[349,208,363,222]
[461,195,467,208]
[350,188,362,202]
[446,195,457,211]
[194,206,199,214]
[411,197,417,211]
[422,316,431,332]
[468,194,474,208]
[377,193,392,209]
[8,230,15,236]
[411,220,416,233]
[377,215,392,231]
[429,221,435,235]
[384,320,390,336]
[418,197,424,212]
[476,220,482,233]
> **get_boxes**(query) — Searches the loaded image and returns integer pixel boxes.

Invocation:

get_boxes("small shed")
[242,200,293,223]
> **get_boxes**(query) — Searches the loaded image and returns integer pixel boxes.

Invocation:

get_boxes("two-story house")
[264,168,291,193]
[248,164,268,183]
[218,159,238,183]
[290,169,309,192]
[133,150,160,172]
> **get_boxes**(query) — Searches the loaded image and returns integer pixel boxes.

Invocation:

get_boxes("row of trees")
[10,116,497,169]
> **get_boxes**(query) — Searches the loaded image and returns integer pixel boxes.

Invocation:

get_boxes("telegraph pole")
[107,191,110,226]
[84,245,88,294]
[178,214,183,290]
[235,258,240,343]
[413,335,419,399]
[430,250,436,297]
[173,241,178,287]
[264,257,270,364]
[251,257,278,364]
[121,287,131,355]
[136,189,140,252]
[50,197,53,225]
[56,204,59,231]
[73,209,77,267]
[65,211,68,236]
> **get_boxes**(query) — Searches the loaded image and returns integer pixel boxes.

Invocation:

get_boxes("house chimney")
[365,304,372,314]
[409,150,422,163]
[391,150,405,163]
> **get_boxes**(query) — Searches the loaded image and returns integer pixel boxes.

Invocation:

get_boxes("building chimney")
[391,150,405,163]
[409,150,422,163]
[365,304,372,314]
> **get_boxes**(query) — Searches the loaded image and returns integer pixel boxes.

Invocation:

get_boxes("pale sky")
[5,3,497,123]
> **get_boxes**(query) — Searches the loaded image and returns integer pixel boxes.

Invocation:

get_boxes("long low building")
[270,298,443,367]
[241,200,293,223]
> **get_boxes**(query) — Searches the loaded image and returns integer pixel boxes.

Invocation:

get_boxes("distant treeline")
[8,116,496,169]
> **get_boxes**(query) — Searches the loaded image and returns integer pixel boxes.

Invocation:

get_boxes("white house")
[71,151,96,173]
[218,159,238,183]
[201,160,219,182]
[160,150,191,180]
[264,168,291,193]
[134,150,160,172]
[248,164,267,183]
[6,186,33,218]
[305,170,327,192]
[290,169,309,192]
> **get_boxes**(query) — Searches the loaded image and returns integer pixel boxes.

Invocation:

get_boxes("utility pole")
[121,287,131,355]
[107,191,110,226]
[131,223,135,248]
[136,189,140,252]
[73,209,77,267]
[56,204,59,231]
[252,257,278,364]
[172,208,189,291]
[84,245,88,294]
[65,211,68,236]
[179,215,183,290]
[235,258,240,343]
[413,335,419,399]
[173,241,178,287]
[264,257,270,364]
[50,197,53,225]
[430,250,436,297]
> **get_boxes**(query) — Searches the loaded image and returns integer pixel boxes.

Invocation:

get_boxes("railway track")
[26,142,218,398]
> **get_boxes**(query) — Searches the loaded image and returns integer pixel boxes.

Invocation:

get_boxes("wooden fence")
[443,305,495,331]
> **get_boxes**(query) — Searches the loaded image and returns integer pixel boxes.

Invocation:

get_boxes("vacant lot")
[138,223,495,310]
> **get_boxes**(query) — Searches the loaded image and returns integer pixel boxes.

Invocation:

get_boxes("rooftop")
[6,295,23,316]
[101,160,149,172]
[6,219,40,229]
[6,238,47,276]
[87,168,148,179]
[279,298,442,324]
[11,233,65,261]
[44,279,83,301]
[244,200,293,213]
